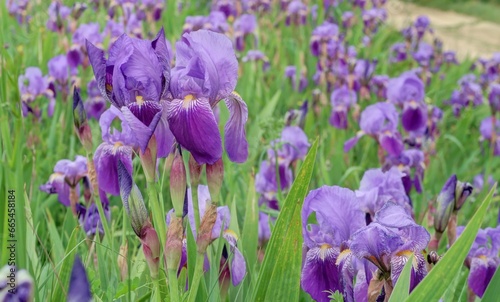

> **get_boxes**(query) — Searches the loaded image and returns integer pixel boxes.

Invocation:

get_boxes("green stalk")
[168,268,180,302]
[187,252,205,302]
[152,277,163,302]
[192,184,200,231]
[147,181,167,252]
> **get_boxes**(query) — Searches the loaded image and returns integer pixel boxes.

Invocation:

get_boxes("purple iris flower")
[234,14,257,51]
[350,203,429,294]
[356,167,411,223]
[255,160,293,200]
[18,67,55,117]
[412,42,433,67]
[284,66,308,92]
[489,83,500,113]
[479,117,500,155]
[87,28,171,154]
[48,54,78,87]
[242,50,270,71]
[473,174,495,194]
[39,155,87,206]
[342,11,355,28]
[68,22,103,68]
[166,30,248,164]
[46,1,71,32]
[362,8,386,34]
[67,256,92,302]
[370,75,389,100]
[384,149,425,195]
[76,191,110,237]
[329,85,356,129]
[301,186,367,302]
[0,265,34,302]
[353,59,376,98]
[268,126,310,165]
[6,0,30,24]
[183,12,229,34]
[414,15,431,40]
[104,19,125,41]
[480,117,500,141]
[390,42,407,63]
[443,51,458,65]
[457,226,500,298]
[310,22,339,57]
[94,107,136,196]
[285,0,307,26]
[212,0,237,19]
[387,72,427,133]
[84,80,107,120]
[344,102,404,156]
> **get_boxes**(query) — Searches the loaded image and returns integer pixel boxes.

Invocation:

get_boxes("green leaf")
[406,184,497,301]
[52,226,80,302]
[389,254,413,302]
[481,265,500,301]
[252,138,319,301]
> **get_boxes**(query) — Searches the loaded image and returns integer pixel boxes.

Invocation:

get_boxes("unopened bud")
[140,223,161,278]
[165,214,184,271]
[196,203,218,253]
[117,243,129,281]
[427,251,441,265]
[170,147,187,217]
[433,175,456,233]
[118,160,149,236]
[139,136,157,183]
[73,88,93,152]
[71,2,87,20]
[206,158,224,203]
[454,181,473,211]
[189,154,202,187]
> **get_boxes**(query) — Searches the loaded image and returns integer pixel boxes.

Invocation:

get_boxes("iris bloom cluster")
[301,167,429,302]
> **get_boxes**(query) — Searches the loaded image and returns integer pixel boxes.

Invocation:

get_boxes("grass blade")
[252,138,318,301]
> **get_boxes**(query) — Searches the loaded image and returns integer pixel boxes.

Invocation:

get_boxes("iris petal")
[223,92,248,163]
[167,97,222,164]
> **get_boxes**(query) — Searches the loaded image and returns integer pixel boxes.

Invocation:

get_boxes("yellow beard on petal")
[183,94,195,108]
[319,243,332,261]
[224,229,239,240]
[136,95,145,106]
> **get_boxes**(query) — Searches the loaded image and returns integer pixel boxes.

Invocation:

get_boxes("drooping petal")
[94,142,133,196]
[121,104,162,152]
[230,247,246,286]
[155,101,175,158]
[344,134,362,153]
[223,92,248,163]
[468,257,499,298]
[166,97,222,164]
[301,246,341,302]
[379,132,404,156]
[401,104,427,132]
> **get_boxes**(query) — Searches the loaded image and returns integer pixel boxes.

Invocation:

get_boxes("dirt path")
[385,0,500,60]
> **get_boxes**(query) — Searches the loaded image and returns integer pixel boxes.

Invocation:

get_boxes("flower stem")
[147,181,166,252]
[187,253,205,302]
[168,268,180,302]
[152,277,163,302]
[192,184,200,230]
